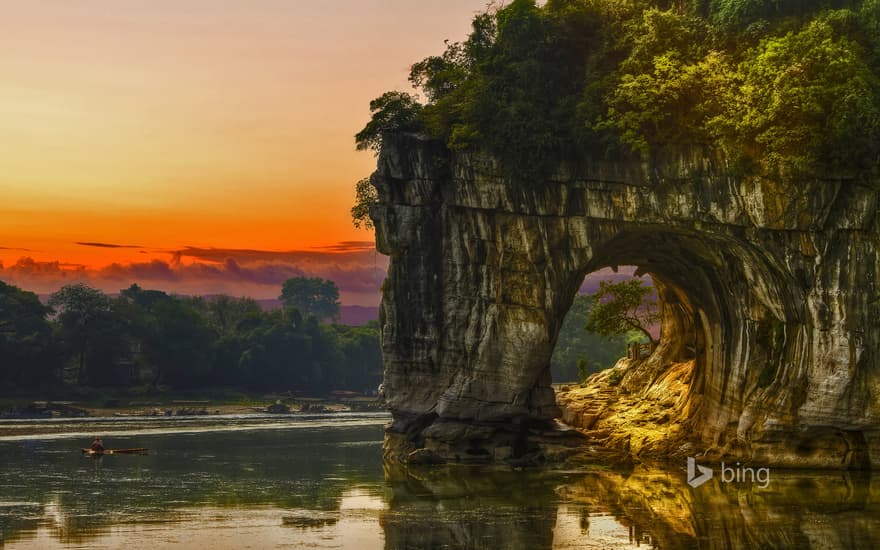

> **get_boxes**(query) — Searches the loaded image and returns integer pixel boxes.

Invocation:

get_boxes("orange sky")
[0,0,488,304]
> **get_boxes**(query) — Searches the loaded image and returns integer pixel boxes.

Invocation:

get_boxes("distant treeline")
[0,279,382,395]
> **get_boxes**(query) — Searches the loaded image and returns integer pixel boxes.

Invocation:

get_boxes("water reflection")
[382,462,561,549]
[555,467,880,549]
[380,463,880,549]
[1,417,878,548]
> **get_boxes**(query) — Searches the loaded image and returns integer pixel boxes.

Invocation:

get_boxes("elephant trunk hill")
[370,132,879,469]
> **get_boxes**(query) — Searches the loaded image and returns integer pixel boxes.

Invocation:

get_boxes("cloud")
[76,241,143,249]
[0,242,389,305]
[170,245,381,266]
[310,241,376,252]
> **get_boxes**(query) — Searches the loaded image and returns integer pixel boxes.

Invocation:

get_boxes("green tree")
[577,357,590,385]
[198,294,262,336]
[48,283,116,385]
[332,321,382,392]
[0,281,58,387]
[354,91,423,152]
[351,177,378,230]
[714,17,880,175]
[143,297,215,387]
[280,277,340,322]
[586,278,659,344]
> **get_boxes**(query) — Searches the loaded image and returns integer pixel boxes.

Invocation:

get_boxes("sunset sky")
[0,0,488,305]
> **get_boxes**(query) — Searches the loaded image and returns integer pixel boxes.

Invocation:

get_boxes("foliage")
[550,294,632,382]
[354,91,423,152]
[586,278,659,344]
[576,357,590,384]
[280,277,341,322]
[144,298,215,387]
[607,367,625,386]
[0,281,57,386]
[0,279,382,395]
[356,0,880,185]
[705,0,860,28]
[48,283,126,385]
[351,177,378,230]
[713,17,880,175]
[332,321,383,391]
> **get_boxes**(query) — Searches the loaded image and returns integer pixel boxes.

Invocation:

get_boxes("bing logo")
[686,457,771,489]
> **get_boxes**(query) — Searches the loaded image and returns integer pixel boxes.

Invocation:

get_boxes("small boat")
[81,448,148,456]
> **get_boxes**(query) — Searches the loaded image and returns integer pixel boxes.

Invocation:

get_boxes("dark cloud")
[172,244,382,266]
[0,246,35,252]
[0,248,386,303]
[4,257,84,275]
[0,238,389,306]
[94,259,308,286]
[76,241,143,249]
[310,241,376,252]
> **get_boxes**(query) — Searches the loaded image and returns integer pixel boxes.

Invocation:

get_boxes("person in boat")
[90,436,104,452]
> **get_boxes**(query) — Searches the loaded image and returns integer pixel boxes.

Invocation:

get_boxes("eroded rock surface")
[371,132,880,468]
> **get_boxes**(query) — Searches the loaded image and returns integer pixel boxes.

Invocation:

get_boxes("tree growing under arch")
[586,278,659,345]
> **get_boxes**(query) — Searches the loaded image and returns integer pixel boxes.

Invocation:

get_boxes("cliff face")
[371,132,880,468]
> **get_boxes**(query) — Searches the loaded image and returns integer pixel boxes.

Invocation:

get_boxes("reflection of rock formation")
[371,132,880,467]
[381,462,558,549]
[564,467,880,549]
[381,463,880,549]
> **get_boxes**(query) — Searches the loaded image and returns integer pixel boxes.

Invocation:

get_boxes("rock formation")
[370,132,880,468]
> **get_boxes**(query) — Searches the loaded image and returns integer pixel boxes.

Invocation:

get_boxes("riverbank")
[0,389,384,422]
[0,409,391,440]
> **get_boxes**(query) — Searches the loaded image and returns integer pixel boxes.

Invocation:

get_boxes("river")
[0,413,877,549]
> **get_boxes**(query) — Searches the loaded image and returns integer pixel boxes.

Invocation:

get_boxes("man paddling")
[90,436,104,453]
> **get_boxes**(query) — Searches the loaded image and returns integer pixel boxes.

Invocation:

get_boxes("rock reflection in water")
[381,462,560,549]
[560,467,880,549]
[381,463,880,549]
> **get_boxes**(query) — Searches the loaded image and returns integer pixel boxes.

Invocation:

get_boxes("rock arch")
[371,133,880,468]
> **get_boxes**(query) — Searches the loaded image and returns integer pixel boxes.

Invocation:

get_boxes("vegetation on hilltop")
[356,0,880,184]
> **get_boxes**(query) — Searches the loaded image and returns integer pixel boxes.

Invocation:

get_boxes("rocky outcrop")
[370,132,880,468]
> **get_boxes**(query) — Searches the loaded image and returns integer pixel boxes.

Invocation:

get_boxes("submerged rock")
[370,132,880,469]
[267,403,290,414]
[406,448,447,465]
[281,512,338,529]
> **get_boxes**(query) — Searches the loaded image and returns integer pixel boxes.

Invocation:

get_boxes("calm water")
[0,414,878,549]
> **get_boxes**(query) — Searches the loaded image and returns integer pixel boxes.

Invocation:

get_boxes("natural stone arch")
[372,133,880,468]
[578,228,805,446]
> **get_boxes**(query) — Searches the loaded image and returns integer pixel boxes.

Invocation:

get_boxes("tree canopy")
[0,281,56,386]
[356,0,880,183]
[0,280,382,395]
[279,277,341,322]
[586,278,659,344]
